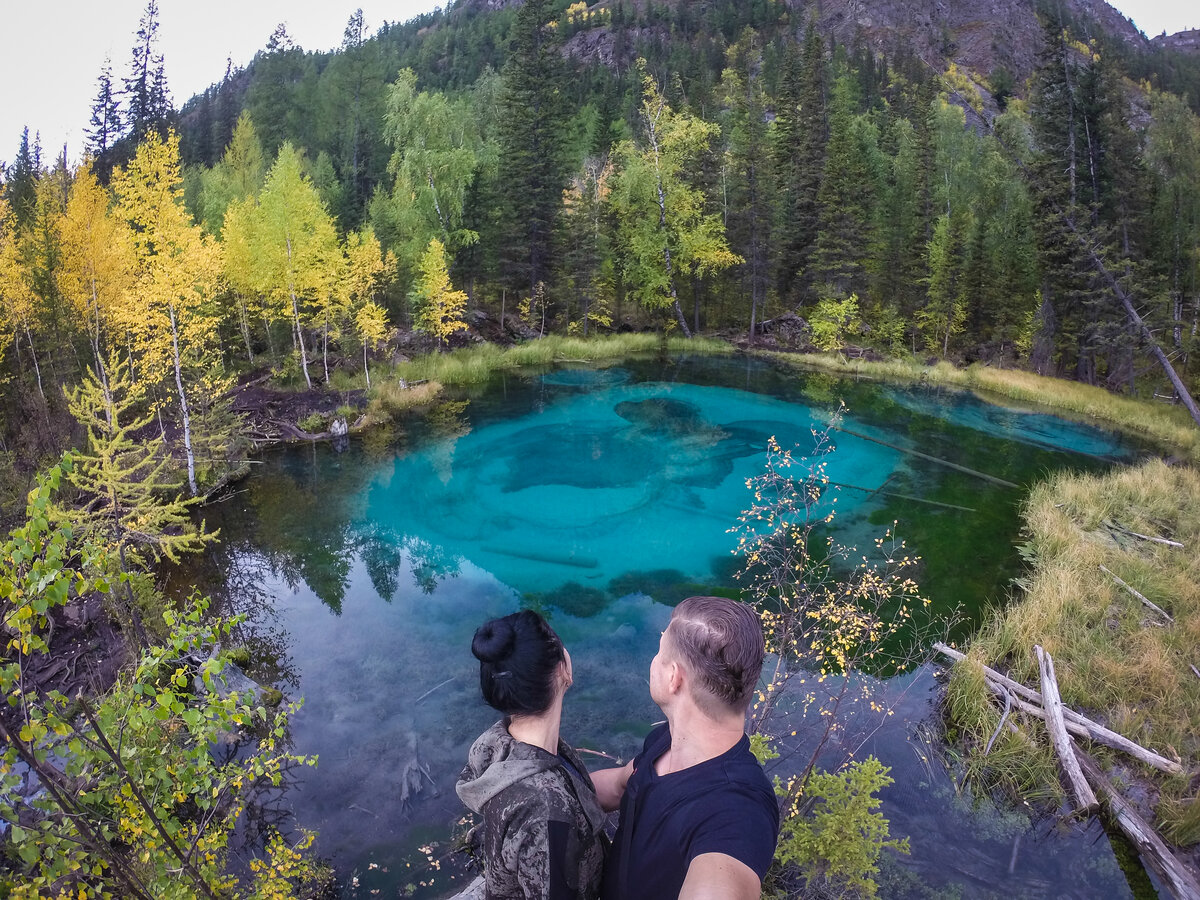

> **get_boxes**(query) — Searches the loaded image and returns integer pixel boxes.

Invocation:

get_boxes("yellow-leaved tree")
[56,162,133,391]
[244,143,343,389]
[111,130,222,496]
[411,237,468,351]
[345,225,395,388]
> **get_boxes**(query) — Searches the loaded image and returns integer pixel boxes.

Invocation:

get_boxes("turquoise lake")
[172,352,1157,898]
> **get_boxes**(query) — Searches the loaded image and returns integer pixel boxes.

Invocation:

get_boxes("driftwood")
[1035,645,1098,813]
[1100,565,1174,623]
[832,426,1020,489]
[933,643,1184,775]
[1103,520,1184,549]
[1075,748,1200,900]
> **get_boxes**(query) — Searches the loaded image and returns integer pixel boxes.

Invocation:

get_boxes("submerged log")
[1100,565,1174,623]
[832,426,1020,489]
[933,643,1183,775]
[1035,645,1098,814]
[827,480,978,512]
[1075,748,1200,900]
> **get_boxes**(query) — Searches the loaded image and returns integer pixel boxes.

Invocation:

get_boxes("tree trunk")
[238,298,254,364]
[323,313,330,385]
[23,323,45,404]
[168,304,198,496]
[363,341,371,389]
[286,238,312,390]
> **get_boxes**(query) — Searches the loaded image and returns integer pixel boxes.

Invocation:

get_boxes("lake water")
[172,352,1155,898]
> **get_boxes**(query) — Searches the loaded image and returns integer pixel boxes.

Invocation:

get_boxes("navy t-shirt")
[601,723,779,900]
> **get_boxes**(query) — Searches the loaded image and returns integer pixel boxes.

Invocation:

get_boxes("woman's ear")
[560,649,574,690]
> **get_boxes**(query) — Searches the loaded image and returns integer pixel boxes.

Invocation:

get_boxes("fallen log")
[933,643,1184,775]
[1103,521,1184,549]
[1100,565,1174,623]
[833,427,1019,489]
[1035,645,1098,813]
[1075,748,1200,900]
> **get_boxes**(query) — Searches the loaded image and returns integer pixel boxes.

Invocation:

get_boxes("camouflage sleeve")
[507,804,574,900]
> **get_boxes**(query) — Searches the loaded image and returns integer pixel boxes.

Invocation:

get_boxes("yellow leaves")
[412,238,469,348]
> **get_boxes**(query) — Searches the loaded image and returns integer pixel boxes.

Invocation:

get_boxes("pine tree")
[496,0,569,297]
[773,22,826,303]
[810,75,881,300]
[123,0,172,142]
[87,58,123,183]
[722,29,775,342]
[5,127,42,233]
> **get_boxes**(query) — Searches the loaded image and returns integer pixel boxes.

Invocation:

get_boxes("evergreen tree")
[722,29,775,342]
[870,116,926,347]
[495,0,570,298]
[4,127,42,233]
[772,22,826,303]
[87,58,123,183]
[810,75,881,300]
[123,0,172,142]
[1146,91,1200,376]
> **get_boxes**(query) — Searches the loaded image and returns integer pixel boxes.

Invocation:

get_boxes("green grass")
[386,334,730,386]
[768,352,1200,465]
[944,459,1200,834]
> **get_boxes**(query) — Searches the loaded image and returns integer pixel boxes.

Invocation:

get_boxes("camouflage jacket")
[456,721,607,900]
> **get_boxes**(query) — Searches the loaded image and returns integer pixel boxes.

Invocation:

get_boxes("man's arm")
[677,853,762,900]
[589,759,633,812]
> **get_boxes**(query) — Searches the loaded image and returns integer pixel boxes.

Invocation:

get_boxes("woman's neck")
[507,698,563,754]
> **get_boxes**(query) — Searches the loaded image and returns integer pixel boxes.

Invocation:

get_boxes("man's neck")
[656,704,745,775]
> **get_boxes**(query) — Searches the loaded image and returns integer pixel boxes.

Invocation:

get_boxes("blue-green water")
[174,353,1153,898]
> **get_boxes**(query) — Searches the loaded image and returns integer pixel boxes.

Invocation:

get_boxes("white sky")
[1,0,1198,168]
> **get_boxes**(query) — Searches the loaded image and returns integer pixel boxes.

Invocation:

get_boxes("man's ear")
[668,660,685,695]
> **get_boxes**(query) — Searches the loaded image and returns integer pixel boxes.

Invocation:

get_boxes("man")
[591,596,779,900]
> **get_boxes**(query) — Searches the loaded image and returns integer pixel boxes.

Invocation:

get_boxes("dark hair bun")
[472,618,516,664]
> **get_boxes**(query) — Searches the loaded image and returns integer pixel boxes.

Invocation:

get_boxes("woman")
[456,610,607,900]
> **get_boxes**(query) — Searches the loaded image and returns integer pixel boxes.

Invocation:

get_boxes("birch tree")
[111,130,220,496]
[612,60,741,336]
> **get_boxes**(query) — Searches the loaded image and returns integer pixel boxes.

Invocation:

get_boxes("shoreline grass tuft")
[945,459,1200,838]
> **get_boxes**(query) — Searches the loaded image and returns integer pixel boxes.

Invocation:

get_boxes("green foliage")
[810,295,863,352]
[612,60,741,332]
[771,757,909,900]
[0,459,324,899]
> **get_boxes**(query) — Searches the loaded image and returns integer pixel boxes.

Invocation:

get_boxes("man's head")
[651,596,765,719]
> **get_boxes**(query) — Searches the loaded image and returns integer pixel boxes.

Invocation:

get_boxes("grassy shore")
[363,334,730,422]
[945,459,1200,842]
[391,333,730,385]
[767,352,1200,465]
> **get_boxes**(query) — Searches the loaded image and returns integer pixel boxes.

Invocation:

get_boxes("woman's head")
[471,610,568,716]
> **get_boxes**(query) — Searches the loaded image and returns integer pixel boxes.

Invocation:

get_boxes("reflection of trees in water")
[426,399,472,485]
